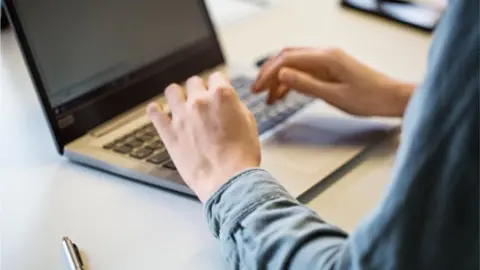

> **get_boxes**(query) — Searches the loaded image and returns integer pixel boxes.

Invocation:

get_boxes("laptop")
[4,0,397,198]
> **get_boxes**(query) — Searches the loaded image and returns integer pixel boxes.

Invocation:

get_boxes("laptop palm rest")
[259,101,399,197]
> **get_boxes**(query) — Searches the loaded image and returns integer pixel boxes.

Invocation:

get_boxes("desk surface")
[0,1,431,269]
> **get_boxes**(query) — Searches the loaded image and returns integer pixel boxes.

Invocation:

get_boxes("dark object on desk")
[1,6,10,30]
[341,0,444,32]
[255,55,271,68]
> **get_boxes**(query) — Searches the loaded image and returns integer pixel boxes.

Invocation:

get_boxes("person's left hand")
[146,72,261,203]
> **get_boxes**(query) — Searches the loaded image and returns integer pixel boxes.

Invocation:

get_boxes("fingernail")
[146,103,159,117]
[166,84,178,92]
[187,76,201,85]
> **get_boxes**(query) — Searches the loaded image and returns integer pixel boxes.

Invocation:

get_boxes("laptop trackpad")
[260,103,398,176]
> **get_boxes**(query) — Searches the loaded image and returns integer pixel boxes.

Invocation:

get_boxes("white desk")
[0,1,431,269]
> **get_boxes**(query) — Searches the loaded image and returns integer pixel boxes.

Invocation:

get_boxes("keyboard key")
[277,110,293,120]
[256,114,269,124]
[113,145,132,154]
[138,134,153,142]
[237,90,250,100]
[274,101,288,110]
[126,139,143,148]
[285,98,298,109]
[232,77,253,98]
[299,95,313,103]
[132,128,144,135]
[129,148,153,159]
[163,160,177,170]
[134,129,146,136]
[253,112,265,121]
[243,94,261,105]
[120,134,136,143]
[103,142,117,150]
[146,140,163,150]
[114,136,128,144]
[144,131,157,137]
[231,76,250,89]
[146,151,170,164]
[250,102,266,114]
[144,124,156,132]
[140,124,153,131]
[267,109,279,118]
[134,137,145,143]
[258,120,277,134]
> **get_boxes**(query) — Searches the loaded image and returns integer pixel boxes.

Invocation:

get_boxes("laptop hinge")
[89,106,148,138]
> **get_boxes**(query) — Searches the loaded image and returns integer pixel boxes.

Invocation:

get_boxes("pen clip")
[63,237,85,270]
[72,243,85,269]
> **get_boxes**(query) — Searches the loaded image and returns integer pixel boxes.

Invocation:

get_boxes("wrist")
[196,159,260,203]
[381,80,415,117]
[393,82,415,117]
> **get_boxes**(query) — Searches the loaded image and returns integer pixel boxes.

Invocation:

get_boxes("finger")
[252,47,309,93]
[185,76,207,99]
[277,84,290,101]
[164,84,186,114]
[266,79,280,105]
[254,48,325,93]
[146,102,174,142]
[252,56,276,92]
[208,72,233,92]
[267,84,289,104]
[278,67,338,100]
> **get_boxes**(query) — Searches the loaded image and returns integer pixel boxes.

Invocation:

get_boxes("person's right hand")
[147,72,261,203]
[252,47,415,117]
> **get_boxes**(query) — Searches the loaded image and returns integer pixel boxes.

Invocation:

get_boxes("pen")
[62,237,85,270]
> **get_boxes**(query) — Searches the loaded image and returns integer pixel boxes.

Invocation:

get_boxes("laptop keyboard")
[102,123,175,168]
[232,76,313,134]
[102,76,312,168]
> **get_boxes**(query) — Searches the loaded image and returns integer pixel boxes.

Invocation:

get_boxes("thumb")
[278,67,338,99]
[146,102,174,142]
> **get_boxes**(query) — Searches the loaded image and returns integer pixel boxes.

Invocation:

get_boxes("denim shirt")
[205,0,479,269]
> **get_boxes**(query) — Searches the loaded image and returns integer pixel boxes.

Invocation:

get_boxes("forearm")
[204,169,349,269]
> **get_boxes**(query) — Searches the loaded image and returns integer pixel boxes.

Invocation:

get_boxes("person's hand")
[253,47,415,117]
[147,72,261,203]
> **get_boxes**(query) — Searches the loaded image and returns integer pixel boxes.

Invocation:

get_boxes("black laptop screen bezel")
[4,0,225,154]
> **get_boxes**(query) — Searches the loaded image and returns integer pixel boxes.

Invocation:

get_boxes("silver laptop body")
[5,0,397,198]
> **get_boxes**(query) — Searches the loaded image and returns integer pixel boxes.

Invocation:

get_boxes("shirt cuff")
[204,168,295,239]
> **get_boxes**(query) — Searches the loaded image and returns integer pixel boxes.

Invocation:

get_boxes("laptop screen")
[14,0,211,111]
[6,0,224,152]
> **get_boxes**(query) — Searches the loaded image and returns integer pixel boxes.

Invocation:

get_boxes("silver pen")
[62,237,85,270]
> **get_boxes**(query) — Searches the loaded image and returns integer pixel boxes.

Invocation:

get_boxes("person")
[146,0,478,269]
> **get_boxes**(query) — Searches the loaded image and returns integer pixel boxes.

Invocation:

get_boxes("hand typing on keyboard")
[231,76,313,135]
[147,72,261,203]
[252,47,415,117]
